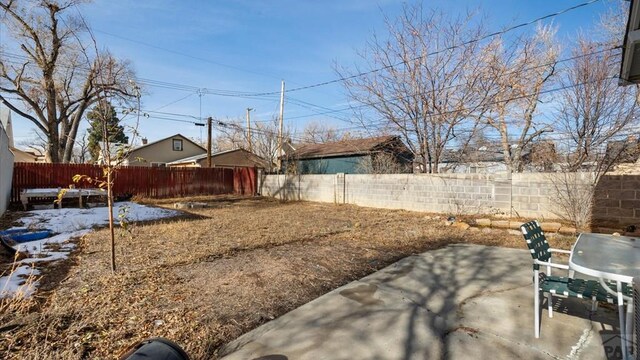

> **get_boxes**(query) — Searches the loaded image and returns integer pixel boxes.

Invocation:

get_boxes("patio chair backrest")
[520,220,551,264]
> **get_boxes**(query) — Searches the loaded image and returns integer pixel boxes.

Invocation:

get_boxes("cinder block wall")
[262,173,564,219]
[592,174,640,228]
[260,173,640,229]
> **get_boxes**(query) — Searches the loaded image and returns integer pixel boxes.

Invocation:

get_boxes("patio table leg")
[617,282,629,360]
[625,297,633,359]
[534,270,540,338]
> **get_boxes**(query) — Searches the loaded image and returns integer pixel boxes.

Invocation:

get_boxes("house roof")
[606,139,640,163]
[131,134,206,153]
[440,147,505,163]
[167,148,269,168]
[290,136,408,159]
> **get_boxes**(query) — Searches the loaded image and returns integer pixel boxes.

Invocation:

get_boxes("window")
[150,162,166,167]
[172,139,183,151]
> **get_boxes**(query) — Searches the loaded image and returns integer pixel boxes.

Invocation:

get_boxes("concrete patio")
[219,244,623,360]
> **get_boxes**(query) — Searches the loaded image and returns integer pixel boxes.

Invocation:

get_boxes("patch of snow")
[18,202,178,234]
[0,202,180,299]
[0,264,40,298]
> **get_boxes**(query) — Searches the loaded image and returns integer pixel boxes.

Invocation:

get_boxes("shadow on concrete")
[220,245,621,359]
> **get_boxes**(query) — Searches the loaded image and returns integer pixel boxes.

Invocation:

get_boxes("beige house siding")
[195,150,267,168]
[11,148,39,163]
[126,135,206,167]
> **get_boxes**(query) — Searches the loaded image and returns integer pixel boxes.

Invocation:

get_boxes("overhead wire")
[238,0,604,97]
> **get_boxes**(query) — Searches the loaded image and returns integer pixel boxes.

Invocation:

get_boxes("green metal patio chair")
[520,220,599,338]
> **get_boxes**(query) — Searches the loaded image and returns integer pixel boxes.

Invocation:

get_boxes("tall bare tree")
[555,37,639,173]
[338,4,491,173]
[216,117,290,173]
[300,121,343,144]
[71,129,90,163]
[0,0,136,163]
[480,26,559,172]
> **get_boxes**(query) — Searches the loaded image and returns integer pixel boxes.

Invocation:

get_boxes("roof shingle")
[291,136,404,159]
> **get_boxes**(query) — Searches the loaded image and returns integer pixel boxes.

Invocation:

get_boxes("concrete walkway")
[219,244,623,360]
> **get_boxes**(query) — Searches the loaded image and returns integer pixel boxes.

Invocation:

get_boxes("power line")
[239,0,604,97]
[285,46,620,121]
[0,44,621,135]
[0,44,618,125]
[0,0,603,102]
[93,29,285,82]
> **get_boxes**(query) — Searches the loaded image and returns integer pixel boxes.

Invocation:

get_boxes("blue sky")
[5,0,619,148]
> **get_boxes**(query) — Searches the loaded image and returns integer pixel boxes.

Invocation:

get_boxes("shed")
[286,136,413,174]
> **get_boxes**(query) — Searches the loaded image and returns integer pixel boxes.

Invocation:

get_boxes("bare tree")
[356,152,408,174]
[18,129,48,157]
[0,0,136,163]
[72,130,90,163]
[338,4,491,173]
[300,121,343,144]
[216,117,290,173]
[480,25,559,172]
[548,33,639,230]
[555,37,638,173]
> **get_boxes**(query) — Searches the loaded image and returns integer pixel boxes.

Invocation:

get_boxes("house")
[101,134,207,167]
[606,137,640,174]
[285,135,414,174]
[167,148,269,169]
[0,107,44,163]
[438,147,508,174]
[0,119,14,215]
[438,141,558,174]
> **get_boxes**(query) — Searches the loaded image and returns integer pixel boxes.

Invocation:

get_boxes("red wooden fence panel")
[11,163,251,203]
[233,167,257,196]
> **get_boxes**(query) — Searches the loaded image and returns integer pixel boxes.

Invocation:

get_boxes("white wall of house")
[0,121,14,215]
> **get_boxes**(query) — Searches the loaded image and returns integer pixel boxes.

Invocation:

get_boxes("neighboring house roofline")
[167,148,269,167]
[289,135,410,160]
[130,133,206,154]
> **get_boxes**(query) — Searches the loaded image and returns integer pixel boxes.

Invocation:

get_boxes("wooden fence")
[11,163,257,203]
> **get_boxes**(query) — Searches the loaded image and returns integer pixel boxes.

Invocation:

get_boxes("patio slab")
[219,244,623,360]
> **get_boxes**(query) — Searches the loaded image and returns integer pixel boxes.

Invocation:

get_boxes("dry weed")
[0,196,573,359]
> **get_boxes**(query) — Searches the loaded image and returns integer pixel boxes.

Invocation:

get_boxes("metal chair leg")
[534,270,540,338]
[547,293,553,318]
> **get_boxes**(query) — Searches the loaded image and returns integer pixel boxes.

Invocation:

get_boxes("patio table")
[569,233,640,360]
[20,188,105,210]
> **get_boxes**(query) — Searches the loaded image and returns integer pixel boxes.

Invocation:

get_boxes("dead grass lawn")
[0,196,574,359]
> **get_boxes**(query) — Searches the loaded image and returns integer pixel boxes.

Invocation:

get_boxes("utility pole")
[246,107,253,153]
[207,116,212,168]
[278,80,285,172]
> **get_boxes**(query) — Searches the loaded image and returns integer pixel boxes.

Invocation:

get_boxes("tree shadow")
[220,244,621,359]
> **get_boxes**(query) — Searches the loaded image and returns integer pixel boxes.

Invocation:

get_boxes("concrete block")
[492,220,510,229]
[452,222,471,231]
[620,199,640,209]
[508,221,522,230]
[540,222,561,233]
[512,195,529,203]
[558,226,577,235]
[621,179,640,189]
[607,207,634,217]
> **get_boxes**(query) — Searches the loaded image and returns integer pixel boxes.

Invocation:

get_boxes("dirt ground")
[0,196,574,360]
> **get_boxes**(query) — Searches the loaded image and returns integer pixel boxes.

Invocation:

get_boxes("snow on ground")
[0,202,180,298]
[0,265,40,299]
